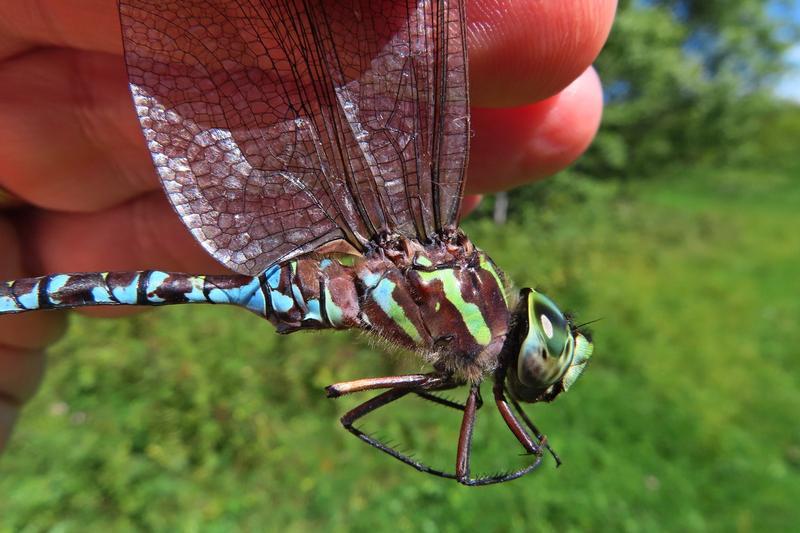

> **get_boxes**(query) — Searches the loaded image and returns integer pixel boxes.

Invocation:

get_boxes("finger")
[0,217,68,349]
[21,192,224,276]
[12,64,603,282]
[0,1,121,58]
[460,195,482,218]
[21,190,489,277]
[468,0,617,107]
[0,346,45,407]
[20,192,249,319]
[467,67,603,193]
[0,0,618,89]
[0,48,156,212]
[0,345,46,452]
[0,215,59,453]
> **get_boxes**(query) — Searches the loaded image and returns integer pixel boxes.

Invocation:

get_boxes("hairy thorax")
[355,230,513,382]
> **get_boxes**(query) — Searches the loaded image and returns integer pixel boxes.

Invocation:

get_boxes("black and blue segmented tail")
[0,271,261,315]
[0,261,357,333]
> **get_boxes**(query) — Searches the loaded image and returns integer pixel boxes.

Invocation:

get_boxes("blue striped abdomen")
[0,271,260,313]
[0,258,362,334]
[250,259,360,332]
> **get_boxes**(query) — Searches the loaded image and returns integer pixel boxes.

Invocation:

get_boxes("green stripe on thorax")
[360,269,425,345]
[416,269,492,346]
[479,254,508,306]
[371,277,423,343]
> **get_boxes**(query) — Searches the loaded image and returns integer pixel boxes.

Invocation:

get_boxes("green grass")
[1,165,798,531]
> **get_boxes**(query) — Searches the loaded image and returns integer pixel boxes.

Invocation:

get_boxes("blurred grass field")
[0,164,798,531]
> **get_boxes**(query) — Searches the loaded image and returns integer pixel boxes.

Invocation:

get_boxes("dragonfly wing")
[329,0,470,237]
[120,0,469,275]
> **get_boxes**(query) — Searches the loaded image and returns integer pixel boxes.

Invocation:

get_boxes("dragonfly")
[0,0,593,485]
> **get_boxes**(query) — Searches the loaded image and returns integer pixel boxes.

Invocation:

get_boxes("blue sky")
[773,0,800,102]
[775,45,800,102]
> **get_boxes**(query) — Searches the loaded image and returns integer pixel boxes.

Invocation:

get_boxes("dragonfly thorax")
[356,232,512,382]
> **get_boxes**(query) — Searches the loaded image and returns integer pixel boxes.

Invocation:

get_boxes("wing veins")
[302,0,385,236]
[242,0,365,247]
[120,0,471,274]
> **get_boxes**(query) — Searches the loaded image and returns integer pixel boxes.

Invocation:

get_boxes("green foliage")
[1,167,798,531]
[581,0,796,179]
[747,102,800,169]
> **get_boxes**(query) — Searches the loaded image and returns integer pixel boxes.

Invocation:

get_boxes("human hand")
[0,0,615,451]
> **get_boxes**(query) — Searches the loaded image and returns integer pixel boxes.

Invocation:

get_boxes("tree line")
[573,0,796,180]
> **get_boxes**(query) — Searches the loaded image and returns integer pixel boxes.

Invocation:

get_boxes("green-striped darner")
[0,0,593,485]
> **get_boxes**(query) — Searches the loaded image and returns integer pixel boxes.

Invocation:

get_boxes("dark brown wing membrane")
[120,0,469,275]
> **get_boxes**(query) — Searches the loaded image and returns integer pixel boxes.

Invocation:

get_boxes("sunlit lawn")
[1,165,797,531]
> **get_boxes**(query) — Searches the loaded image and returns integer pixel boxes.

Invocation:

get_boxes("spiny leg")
[492,382,563,476]
[337,380,490,483]
[455,384,479,483]
[492,381,543,456]
[454,384,543,486]
[414,388,483,411]
[329,373,539,484]
[338,386,456,480]
[505,387,562,466]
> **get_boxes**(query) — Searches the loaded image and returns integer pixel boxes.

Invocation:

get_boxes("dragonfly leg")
[436,381,546,486]
[505,387,562,466]
[326,370,478,411]
[436,377,550,486]
[325,372,452,398]
[492,381,542,456]
[413,389,483,411]
[449,384,541,486]
[332,374,537,484]
[338,385,456,480]
[454,383,479,484]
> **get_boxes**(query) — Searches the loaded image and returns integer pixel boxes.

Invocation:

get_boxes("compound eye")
[514,290,575,390]
[532,292,570,358]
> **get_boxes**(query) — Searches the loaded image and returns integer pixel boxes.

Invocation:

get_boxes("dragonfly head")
[502,288,593,403]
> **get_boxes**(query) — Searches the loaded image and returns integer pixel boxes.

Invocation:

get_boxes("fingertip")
[0,312,68,351]
[468,0,616,107]
[0,345,45,453]
[0,216,70,350]
[468,66,603,193]
[460,195,483,218]
[522,66,604,176]
[0,346,46,404]
[25,192,224,276]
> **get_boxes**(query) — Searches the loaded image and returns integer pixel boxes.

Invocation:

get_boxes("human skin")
[0,0,616,451]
